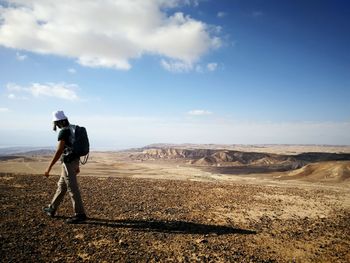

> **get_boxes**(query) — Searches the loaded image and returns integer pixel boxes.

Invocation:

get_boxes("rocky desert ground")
[1,144,350,262]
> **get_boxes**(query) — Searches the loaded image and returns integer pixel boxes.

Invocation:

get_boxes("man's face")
[56,122,63,129]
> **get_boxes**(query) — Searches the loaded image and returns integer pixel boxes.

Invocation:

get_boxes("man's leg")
[44,166,67,217]
[63,159,85,216]
[50,169,68,212]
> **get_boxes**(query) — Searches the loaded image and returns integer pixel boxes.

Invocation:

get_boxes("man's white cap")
[52,110,68,122]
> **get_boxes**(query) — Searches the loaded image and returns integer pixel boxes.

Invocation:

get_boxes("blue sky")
[0,0,349,149]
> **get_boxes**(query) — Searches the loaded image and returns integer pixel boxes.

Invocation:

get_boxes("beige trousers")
[50,159,85,215]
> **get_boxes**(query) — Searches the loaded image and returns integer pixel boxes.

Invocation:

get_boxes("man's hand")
[45,140,65,178]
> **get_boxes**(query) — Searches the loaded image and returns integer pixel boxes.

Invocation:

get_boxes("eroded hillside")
[131,148,350,170]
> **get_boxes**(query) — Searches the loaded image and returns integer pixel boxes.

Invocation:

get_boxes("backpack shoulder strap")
[68,124,77,145]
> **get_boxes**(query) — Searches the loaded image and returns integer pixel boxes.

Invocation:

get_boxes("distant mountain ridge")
[131,147,350,170]
[0,147,54,156]
[141,143,350,150]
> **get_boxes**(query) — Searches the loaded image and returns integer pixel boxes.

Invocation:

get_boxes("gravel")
[1,173,349,262]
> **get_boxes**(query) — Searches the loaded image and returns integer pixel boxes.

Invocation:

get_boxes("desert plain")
[1,144,350,262]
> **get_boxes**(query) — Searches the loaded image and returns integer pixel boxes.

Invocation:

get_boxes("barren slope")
[1,173,350,262]
[283,161,350,183]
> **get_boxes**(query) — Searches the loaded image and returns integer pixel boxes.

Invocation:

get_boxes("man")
[43,110,87,224]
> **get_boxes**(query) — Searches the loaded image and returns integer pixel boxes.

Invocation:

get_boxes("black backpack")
[68,125,90,164]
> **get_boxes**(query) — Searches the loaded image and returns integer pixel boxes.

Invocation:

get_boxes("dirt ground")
[1,170,349,262]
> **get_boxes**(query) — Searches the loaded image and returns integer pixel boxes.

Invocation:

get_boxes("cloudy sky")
[0,0,349,149]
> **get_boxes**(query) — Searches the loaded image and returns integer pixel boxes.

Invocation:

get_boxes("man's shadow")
[57,216,256,235]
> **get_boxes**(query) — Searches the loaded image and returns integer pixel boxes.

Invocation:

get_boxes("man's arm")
[44,140,65,177]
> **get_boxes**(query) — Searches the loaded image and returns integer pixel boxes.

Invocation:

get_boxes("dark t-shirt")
[58,128,72,147]
[58,127,76,162]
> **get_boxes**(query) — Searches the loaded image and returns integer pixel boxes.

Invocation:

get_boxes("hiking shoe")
[66,214,87,224]
[43,206,55,218]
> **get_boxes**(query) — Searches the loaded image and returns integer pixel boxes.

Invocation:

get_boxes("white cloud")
[6,82,80,101]
[207,62,218,71]
[188,110,213,116]
[0,107,10,112]
[0,0,221,71]
[217,12,227,18]
[68,68,76,74]
[6,83,23,92]
[161,59,193,73]
[161,61,219,73]
[193,63,218,73]
[16,52,27,61]
[30,83,79,100]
